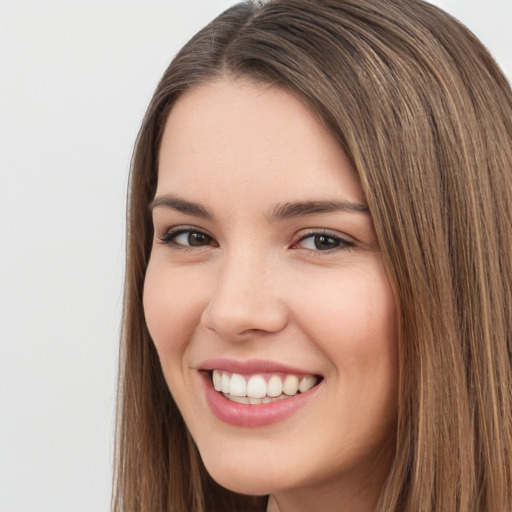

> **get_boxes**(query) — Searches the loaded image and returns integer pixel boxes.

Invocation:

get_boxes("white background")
[0,1,510,511]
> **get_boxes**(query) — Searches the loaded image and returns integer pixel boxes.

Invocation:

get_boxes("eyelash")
[158,227,354,253]
[158,227,216,249]
[292,229,355,253]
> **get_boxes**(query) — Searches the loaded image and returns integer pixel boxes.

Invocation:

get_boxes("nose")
[200,251,288,340]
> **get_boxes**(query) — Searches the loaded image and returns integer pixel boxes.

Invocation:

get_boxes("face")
[144,78,398,507]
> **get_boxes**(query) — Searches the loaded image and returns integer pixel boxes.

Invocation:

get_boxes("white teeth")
[247,375,267,398]
[211,370,319,403]
[267,375,283,397]
[221,372,230,394]
[283,375,299,396]
[230,373,247,397]
[212,370,222,391]
[299,375,317,393]
[229,395,250,404]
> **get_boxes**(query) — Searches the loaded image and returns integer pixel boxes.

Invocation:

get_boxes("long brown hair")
[112,1,512,510]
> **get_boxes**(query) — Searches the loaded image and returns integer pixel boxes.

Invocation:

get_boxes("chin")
[201,454,286,496]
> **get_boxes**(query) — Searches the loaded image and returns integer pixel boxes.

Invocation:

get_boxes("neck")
[267,489,380,512]
[265,451,392,512]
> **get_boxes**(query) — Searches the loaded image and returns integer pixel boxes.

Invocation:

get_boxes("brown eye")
[296,232,353,252]
[159,229,214,248]
[187,232,211,246]
[312,234,341,250]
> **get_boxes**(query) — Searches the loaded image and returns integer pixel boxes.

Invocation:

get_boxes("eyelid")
[157,225,217,247]
[291,228,355,251]
[156,225,355,252]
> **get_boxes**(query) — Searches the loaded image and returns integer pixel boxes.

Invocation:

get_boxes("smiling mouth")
[210,369,321,405]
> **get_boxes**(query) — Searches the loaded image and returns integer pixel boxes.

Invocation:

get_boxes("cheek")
[293,265,398,375]
[143,260,207,363]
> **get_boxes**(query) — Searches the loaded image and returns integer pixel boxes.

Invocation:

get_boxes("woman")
[112,1,512,511]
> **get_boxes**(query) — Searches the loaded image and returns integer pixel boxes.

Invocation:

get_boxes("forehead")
[156,78,365,207]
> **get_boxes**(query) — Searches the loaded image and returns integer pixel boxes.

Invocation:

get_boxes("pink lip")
[199,358,318,376]
[198,361,322,428]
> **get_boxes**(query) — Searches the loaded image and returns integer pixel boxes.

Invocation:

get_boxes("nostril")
[199,282,288,339]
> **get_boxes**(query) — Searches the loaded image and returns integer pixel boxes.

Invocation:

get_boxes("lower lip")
[200,372,321,427]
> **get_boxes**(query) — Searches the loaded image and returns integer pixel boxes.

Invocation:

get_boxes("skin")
[144,78,399,512]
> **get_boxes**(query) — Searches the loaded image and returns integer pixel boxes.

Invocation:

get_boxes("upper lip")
[198,358,320,376]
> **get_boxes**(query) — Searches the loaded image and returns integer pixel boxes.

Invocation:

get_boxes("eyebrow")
[149,194,369,221]
[149,195,213,219]
[269,199,369,221]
